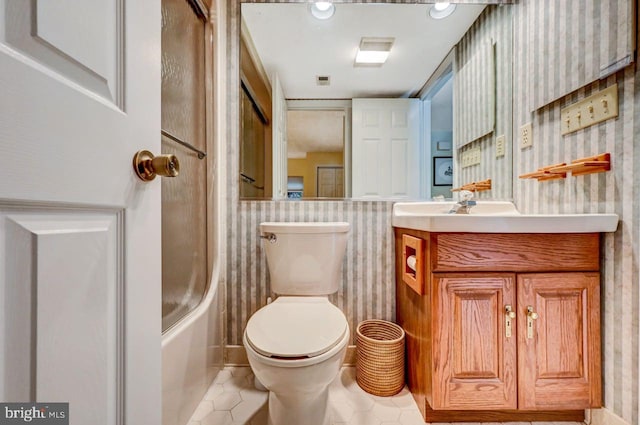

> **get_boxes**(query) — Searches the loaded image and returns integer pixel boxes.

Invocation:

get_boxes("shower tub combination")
[159,0,223,424]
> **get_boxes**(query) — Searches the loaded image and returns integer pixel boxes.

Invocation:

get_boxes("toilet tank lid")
[260,222,350,234]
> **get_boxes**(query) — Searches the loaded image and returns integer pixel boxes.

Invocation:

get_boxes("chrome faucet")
[449,190,477,214]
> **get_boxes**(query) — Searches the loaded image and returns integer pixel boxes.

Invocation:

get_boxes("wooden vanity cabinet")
[395,228,601,422]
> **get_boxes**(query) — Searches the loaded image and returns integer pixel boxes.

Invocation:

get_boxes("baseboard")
[224,344,357,366]
[588,407,631,425]
[225,345,249,365]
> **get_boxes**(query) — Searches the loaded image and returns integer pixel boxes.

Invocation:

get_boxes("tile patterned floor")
[187,366,583,425]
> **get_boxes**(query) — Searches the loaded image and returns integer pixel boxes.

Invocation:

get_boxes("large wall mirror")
[238,1,513,201]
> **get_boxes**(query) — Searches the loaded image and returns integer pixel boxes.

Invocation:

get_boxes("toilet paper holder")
[402,234,425,295]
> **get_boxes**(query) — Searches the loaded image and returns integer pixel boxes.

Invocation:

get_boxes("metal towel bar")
[161,129,207,159]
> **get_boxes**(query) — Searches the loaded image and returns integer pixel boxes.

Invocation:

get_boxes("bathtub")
[161,272,224,425]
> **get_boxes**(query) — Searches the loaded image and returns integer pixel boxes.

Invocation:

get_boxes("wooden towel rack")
[548,152,611,176]
[452,178,492,193]
[519,153,610,181]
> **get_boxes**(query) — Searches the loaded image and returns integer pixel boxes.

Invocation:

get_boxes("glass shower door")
[161,0,208,331]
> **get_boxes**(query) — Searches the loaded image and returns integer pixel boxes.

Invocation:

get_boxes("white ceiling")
[287,110,345,156]
[241,3,485,99]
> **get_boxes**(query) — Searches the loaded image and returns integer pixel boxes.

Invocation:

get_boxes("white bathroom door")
[351,98,420,199]
[0,2,161,425]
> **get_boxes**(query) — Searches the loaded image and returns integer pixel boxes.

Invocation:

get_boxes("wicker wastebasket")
[355,320,405,396]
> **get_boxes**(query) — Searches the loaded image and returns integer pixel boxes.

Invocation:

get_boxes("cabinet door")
[518,273,601,410]
[432,273,517,410]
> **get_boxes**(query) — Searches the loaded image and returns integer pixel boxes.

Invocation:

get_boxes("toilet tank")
[259,222,350,296]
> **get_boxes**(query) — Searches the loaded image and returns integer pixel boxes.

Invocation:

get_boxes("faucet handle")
[459,190,474,201]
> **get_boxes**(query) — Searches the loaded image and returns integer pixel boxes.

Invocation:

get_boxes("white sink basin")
[392,201,619,233]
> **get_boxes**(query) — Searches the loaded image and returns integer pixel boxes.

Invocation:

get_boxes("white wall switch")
[560,84,619,135]
[496,135,506,157]
[461,147,481,168]
[520,122,533,149]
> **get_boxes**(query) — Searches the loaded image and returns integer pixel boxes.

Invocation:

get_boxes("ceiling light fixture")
[429,2,456,19]
[354,37,394,67]
[309,1,335,20]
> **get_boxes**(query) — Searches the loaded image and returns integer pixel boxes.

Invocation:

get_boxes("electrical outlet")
[496,135,505,157]
[520,122,533,149]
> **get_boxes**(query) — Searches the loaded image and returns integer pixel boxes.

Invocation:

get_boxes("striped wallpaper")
[225,200,395,345]
[513,1,638,423]
[528,0,635,111]
[223,2,638,423]
[455,40,495,148]
[454,5,513,200]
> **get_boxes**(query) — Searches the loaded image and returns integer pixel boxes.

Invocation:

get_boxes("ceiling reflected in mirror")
[241,3,485,99]
[288,110,344,158]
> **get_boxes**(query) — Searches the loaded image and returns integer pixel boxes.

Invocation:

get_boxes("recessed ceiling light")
[429,2,456,19]
[354,37,394,67]
[309,1,335,20]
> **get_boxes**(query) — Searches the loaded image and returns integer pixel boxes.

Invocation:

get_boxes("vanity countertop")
[392,201,619,233]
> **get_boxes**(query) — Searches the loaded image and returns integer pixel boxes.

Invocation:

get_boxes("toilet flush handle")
[260,233,277,244]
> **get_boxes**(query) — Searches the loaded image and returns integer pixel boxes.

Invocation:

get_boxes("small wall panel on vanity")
[1,207,123,425]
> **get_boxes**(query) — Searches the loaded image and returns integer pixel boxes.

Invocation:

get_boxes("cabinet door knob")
[504,305,515,338]
[526,305,538,339]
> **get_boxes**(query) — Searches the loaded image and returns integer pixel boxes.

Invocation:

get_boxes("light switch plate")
[560,84,618,135]
[461,147,481,168]
[496,135,505,157]
[520,122,533,149]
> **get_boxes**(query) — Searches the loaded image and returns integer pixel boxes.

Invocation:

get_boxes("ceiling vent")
[316,75,331,86]
[355,37,395,67]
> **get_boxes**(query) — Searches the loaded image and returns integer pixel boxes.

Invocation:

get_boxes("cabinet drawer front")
[432,233,599,272]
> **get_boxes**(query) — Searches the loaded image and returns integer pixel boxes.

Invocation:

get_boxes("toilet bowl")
[244,297,349,425]
[244,222,350,425]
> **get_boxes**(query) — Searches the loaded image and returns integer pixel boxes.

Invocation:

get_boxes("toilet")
[243,222,350,425]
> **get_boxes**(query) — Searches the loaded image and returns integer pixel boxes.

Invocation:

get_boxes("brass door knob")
[527,306,539,320]
[133,150,180,182]
[505,305,516,319]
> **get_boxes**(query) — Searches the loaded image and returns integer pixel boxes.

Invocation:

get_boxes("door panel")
[432,273,517,410]
[352,99,420,199]
[0,0,161,423]
[317,166,344,198]
[4,0,122,104]
[2,209,122,425]
[361,138,382,196]
[517,273,601,410]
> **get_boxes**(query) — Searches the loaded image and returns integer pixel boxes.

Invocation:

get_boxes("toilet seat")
[245,297,348,359]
